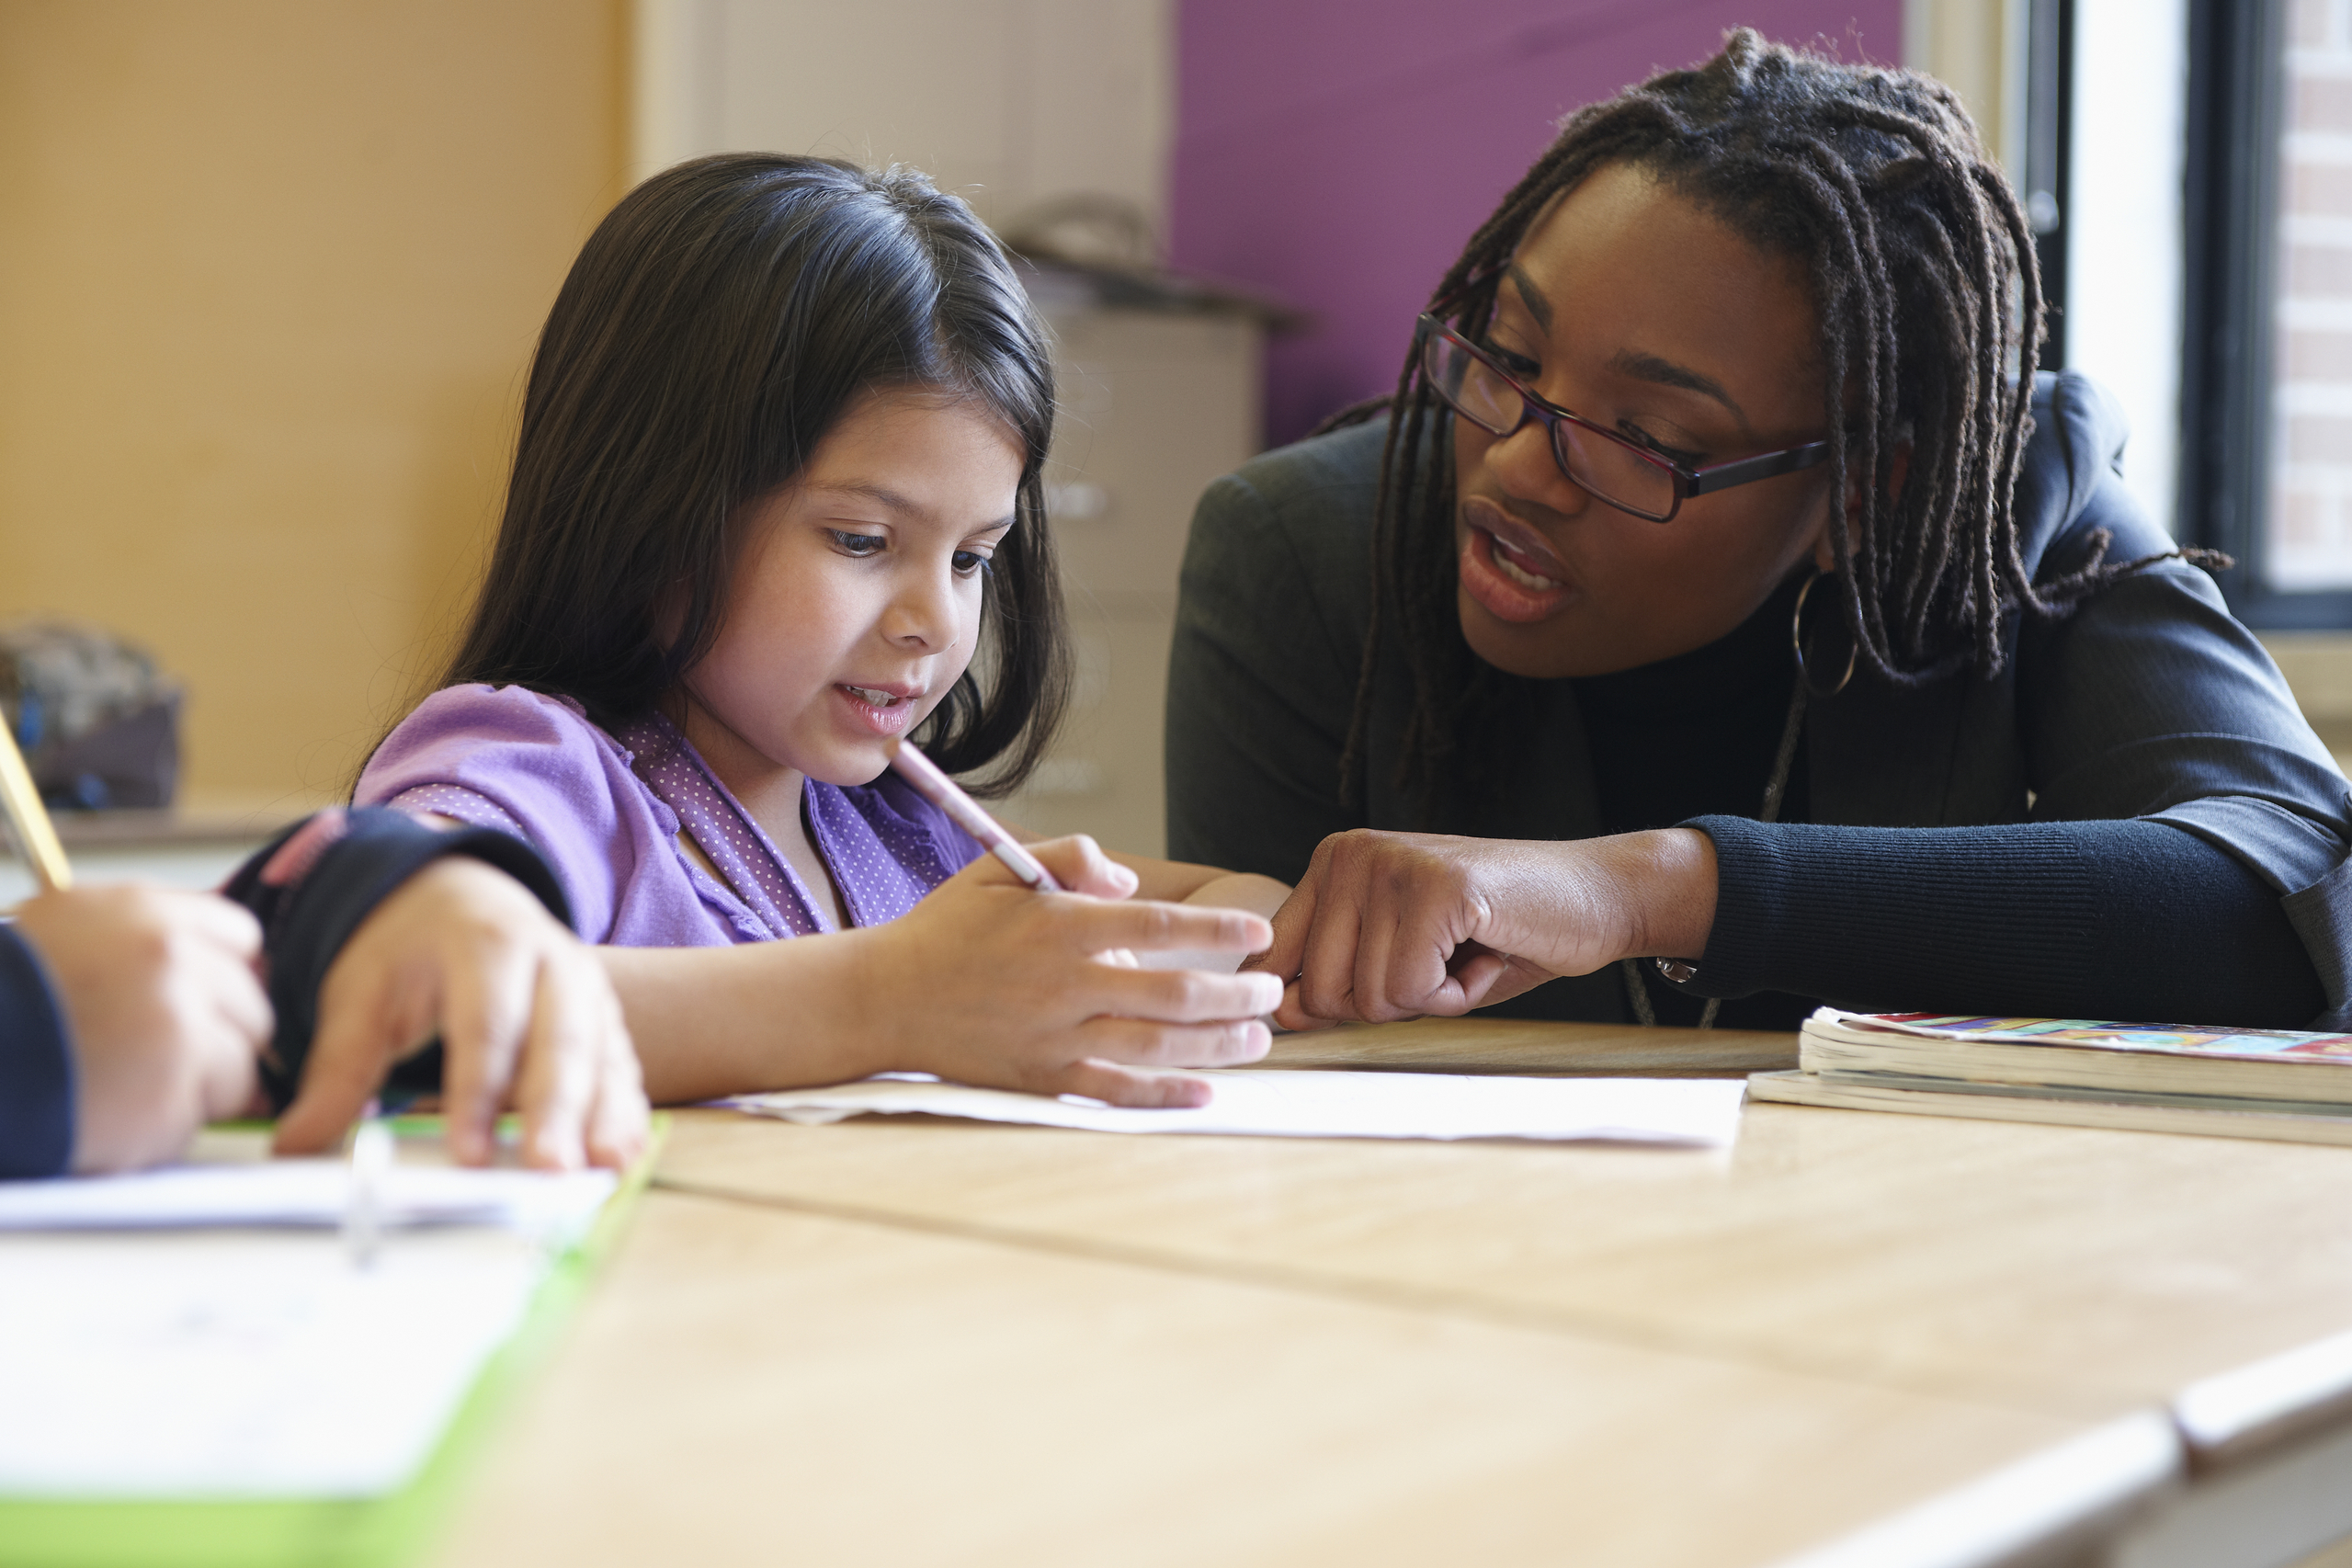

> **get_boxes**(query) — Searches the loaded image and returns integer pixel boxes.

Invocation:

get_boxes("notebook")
[0,1118,657,1568]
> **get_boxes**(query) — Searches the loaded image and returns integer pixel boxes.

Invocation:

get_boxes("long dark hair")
[1346,28,2202,813]
[432,153,1068,794]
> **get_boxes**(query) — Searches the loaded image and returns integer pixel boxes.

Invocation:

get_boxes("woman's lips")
[1458,504,1574,623]
[835,683,922,737]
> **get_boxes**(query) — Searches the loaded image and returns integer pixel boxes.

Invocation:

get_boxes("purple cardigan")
[356,685,983,945]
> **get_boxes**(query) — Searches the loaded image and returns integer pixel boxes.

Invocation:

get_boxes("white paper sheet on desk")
[0,1227,544,1497]
[0,1156,614,1237]
[731,1069,1747,1146]
[0,1149,618,1497]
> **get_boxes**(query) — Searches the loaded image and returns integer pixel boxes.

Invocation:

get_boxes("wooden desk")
[427,1190,2112,1568]
[435,1020,2352,1566]
[651,1101,2352,1424]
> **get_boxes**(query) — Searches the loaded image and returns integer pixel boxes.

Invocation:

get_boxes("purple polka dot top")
[355,685,985,946]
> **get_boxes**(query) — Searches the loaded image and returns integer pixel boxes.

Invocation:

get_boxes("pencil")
[0,717,71,892]
[886,738,1061,892]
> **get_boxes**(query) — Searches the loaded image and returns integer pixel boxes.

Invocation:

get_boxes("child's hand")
[867,835,1282,1108]
[273,857,650,1171]
[14,885,271,1173]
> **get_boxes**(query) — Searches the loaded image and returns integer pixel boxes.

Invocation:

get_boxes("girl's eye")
[831,530,886,557]
[951,551,992,578]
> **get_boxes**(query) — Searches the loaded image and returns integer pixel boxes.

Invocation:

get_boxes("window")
[2055,0,2190,549]
[2180,0,2352,624]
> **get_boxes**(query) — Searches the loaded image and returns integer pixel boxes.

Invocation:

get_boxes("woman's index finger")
[1241,875,1320,981]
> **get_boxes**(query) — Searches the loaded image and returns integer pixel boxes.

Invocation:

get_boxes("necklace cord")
[1623,589,1817,1030]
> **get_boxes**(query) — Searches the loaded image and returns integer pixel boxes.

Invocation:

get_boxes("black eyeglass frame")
[1415,313,1834,523]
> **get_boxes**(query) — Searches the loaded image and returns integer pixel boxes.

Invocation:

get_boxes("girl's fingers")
[1051,1057,1215,1108]
[1062,897,1272,960]
[1022,835,1138,899]
[1073,1015,1270,1069]
[1084,963,1282,1025]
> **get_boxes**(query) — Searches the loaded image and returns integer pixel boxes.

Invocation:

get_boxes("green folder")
[0,1115,665,1568]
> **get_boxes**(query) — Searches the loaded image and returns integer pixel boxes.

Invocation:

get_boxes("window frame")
[2025,0,2075,369]
[2176,0,2325,624]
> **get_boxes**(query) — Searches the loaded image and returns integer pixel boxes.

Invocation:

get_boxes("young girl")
[359,154,1285,1107]
[1169,30,2352,1034]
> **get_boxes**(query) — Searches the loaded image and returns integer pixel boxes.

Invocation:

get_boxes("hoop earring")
[1791,567,1857,698]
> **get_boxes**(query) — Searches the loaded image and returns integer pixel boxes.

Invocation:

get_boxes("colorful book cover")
[1831,1011,2352,1062]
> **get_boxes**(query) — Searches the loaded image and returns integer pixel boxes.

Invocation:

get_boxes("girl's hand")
[1246,828,1719,1030]
[14,885,271,1174]
[274,857,650,1171]
[862,835,1283,1108]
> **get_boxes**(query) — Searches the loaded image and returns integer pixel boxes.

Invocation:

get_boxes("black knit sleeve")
[222,806,572,1111]
[1681,815,2327,1028]
[0,926,74,1179]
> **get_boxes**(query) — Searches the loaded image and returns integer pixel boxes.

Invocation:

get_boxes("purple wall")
[1169,1,1905,448]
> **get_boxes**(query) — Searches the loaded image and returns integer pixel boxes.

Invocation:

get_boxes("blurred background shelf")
[0,810,294,905]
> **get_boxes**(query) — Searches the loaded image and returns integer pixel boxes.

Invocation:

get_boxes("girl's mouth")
[836,683,922,737]
[1458,506,1574,623]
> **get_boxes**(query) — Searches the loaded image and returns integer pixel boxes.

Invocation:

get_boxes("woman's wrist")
[1613,828,1719,964]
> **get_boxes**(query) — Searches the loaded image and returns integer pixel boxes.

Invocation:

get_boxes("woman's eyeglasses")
[1415,314,1830,523]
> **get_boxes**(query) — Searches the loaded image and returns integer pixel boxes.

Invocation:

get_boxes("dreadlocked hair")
[1346,28,2212,818]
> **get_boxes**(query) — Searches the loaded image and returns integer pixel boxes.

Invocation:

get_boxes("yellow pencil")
[0,718,71,892]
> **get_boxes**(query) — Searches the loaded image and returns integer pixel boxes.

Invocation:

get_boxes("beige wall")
[0,0,624,816]
[1903,0,2027,181]
[632,0,1170,233]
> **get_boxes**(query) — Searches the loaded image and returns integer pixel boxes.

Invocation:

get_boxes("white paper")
[731,1069,1746,1147]
[0,1157,614,1240]
[0,1141,617,1499]
[0,1228,542,1497]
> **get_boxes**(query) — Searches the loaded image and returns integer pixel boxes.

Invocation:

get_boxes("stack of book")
[1748,1009,2352,1145]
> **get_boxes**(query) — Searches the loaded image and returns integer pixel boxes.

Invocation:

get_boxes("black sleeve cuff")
[0,926,74,1179]
[222,806,572,1112]
[1680,815,2327,1028]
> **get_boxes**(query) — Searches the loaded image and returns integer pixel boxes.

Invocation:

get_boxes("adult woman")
[1166,30,2352,1032]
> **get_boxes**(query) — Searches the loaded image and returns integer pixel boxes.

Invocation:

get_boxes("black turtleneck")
[1573,574,1818,1029]
[1574,572,1812,841]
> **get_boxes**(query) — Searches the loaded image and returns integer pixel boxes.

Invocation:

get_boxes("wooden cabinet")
[995,301,1263,858]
